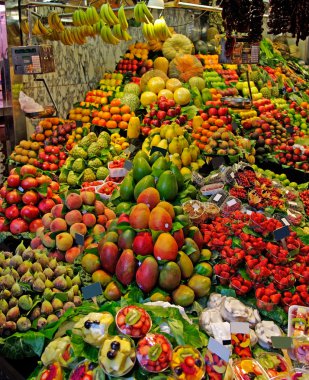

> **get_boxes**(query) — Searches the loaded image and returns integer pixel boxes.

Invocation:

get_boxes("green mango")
[158,262,181,291]
[101,231,118,243]
[184,237,200,264]
[119,174,135,202]
[115,202,132,215]
[188,274,211,298]
[149,151,163,165]
[177,251,194,279]
[133,157,152,182]
[172,285,195,307]
[152,156,169,175]
[134,175,155,200]
[133,150,149,163]
[170,163,184,190]
[156,170,178,201]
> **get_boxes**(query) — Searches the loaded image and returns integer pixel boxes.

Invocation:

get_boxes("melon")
[140,69,168,92]
[158,89,174,100]
[162,34,193,61]
[153,57,169,75]
[165,78,182,93]
[174,88,191,106]
[188,76,205,91]
[140,92,158,107]
[123,83,140,96]
[169,55,203,82]
[147,77,166,94]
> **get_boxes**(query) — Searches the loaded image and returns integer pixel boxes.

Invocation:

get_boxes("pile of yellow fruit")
[124,42,149,60]
[10,140,43,165]
[110,133,129,153]
[68,107,92,123]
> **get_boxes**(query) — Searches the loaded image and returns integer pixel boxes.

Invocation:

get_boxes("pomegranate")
[38,198,56,214]
[20,164,37,177]
[7,174,20,188]
[0,217,9,232]
[22,190,38,205]
[20,205,39,221]
[29,219,44,233]
[6,189,21,204]
[21,177,38,190]
[0,186,7,198]
[5,205,19,220]
[10,218,28,234]
[49,181,60,192]
[37,174,52,185]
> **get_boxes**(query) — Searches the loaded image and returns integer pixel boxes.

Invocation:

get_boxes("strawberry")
[270,294,281,304]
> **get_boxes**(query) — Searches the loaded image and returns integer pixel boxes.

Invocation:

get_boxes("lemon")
[180,167,191,176]
[289,182,298,189]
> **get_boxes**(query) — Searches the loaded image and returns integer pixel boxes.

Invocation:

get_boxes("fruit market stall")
[1,0,309,379]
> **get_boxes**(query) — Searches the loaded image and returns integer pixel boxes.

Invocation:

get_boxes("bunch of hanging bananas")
[100,3,119,26]
[118,5,128,30]
[20,20,30,34]
[59,27,91,45]
[134,1,154,23]
[153,17,172,41]
[48,12,65,32]
[72,7,100,26]
[32,18,50,36]
[100,24,120,45]
[112,24,132,41]
[142,22,156,41]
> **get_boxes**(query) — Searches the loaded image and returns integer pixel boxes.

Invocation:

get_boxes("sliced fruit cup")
[290,367,309,380]
[116,305,152,338]
[286,209,303,226]
[98,335,136,378]
[69,360,104,380]
[37,362,63,380]
[284,187,299,201]
[136,333,173,373]
[286,200,304,214]
[292,338,309,365]
[231,333,252,358]
[170,345,205,380]
[230,277,253,296]
[205,350,228,380]
[183,200,207,225]
[257,353,290,379]
[273,274,296,291]
[96,182,119,200]
[288,305,309,338]
[203,202,221,220]
[232,358,269,380]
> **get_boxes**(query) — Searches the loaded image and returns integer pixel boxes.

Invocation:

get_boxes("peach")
[51,204,64,218]
[82,213,96,228]
[97,215,107,225]
[81,190,96,205]
[50,218,67,233]
[70,223,87,238]
[65,210,83,226]
[42,213,53,229]
[94,200,105,215]
[30,237,42,249]
[42,232,56,248]
[65,246,81,264]
[93,224,106,242]
[104,208,116,220]
[36,226,45,239]
[65,193,82,210]
[56,232,73,251]
[84,236,94,248]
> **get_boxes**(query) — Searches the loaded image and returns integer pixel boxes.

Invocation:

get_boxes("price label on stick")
[274,226,290,249]
[211,156,225,170]
[82,282,102,307]
[124,160,133,170]
[271,336,292,349]
[75,233,85,247]
[232,121,238,131]
[76,120,83,127]
[150,146,168,156]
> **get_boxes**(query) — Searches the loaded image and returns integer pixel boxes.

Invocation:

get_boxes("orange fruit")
[120,105,130,114]
[122,113,131,122]
[98,120,106,127]
[118,121,128,130]
[110,99,121,107]
[106,120,117,129]
[112,114,122,123]
[102,105,110,112]
[102,112,111,120]
[110,107,120,115]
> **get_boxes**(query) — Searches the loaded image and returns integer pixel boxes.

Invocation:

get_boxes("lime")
[283,179,291,186]
[289,182,298,189]
[278,173,287,181]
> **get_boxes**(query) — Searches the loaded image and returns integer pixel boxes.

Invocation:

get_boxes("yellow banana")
[100,25,109,43]
[105,24,120,44]
[107,3,119,25]
[118,5,128,30]
[20,20,29,34]
[52,13,64,32]
[76,27,86,42]
[100,4,116,26]
[112,24,122,40]
[47,12,56,29]
[140,1,154,23]
[32,19,42,35]
[121,29,132,41]
[134,3,142,23]
[38,19,49,35]
[78,10,88,26]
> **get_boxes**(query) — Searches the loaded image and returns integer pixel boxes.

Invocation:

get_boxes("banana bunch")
[72,9,87,26]
[112,24,132,41]
[118,5,128,30]
[80,25,96,38]
[154,17,172,41]
[134,1,154,23]
[59,29,75,45]
[48,12,64,32]
[47,30,61,41]
[93,20,105,34]
[20,20,30,34]
[71,27,87,44]
[100,24,120,45]
[32,19,50,36]
[147,39,162,51]
[142,22,156,41]
[100,3,119,26]
[85,6,100,25]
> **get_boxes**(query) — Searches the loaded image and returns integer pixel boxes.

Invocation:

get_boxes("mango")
[81,253,101,274]
[150,292,171,302]
[173,228,185,249]
[118,229,136,250]
[184,238,200,264]
[156,171,178,202]
[137,187,160,210]
[133,157,152,182]
[101,231,118,244]
[189,226,204,250]
[132,232,153,255]
[172,285,195,307]
[159,262,181,291]
[134,175,156,200]
[98,241,119,274]
[177,251,194,279]
[104,281,121,301]
[157,201,175,219]
[154,233,178,261]
[136,256,158,293]
[120,174,135,202]
[92,269,112,287]
[149,206,172,232]
[201,248,212,260]
[188,274,211,298]
[129,203,150,229]
[115,249,137,286]
[195,262,212,277]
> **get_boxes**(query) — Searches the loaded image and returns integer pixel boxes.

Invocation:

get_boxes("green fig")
[0,289,11,300]
[29,306,41,321]
[32,277,46,293]
[20,270,34,284]
[8,297,18,308]
[73,296,82,306]
[2,321,16,337]
[34,272,46,282]
[15,241,26,256]
[18,295,33,311]
[51,298,63,311]
[72,275,81,286]
[17,261,32,275]
[67,289,74,302]
[43,268,54,280]
[41,300,53,316]
[37,254,49,268]
[46,314,58,324]
[37,317,47,330]
[43,288,54,301]
[66,267,74,278]
[10,268,20,281]
[45,279,54,289]
[32,262,43,273]
[65,276,72,289]
[53,275,67,291]
[0,311,6,326]
[6,306,20,321]
[16,316,31,332]
[48,258,57,270]
[0,299,8,314]
[10,255,23,269]
[54,266,67,277]
[71,284,80,296]
[63,301,75,311]
[22,249,34,261]
[0,274,15,289]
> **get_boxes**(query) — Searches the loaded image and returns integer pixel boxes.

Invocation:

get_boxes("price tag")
[208,337,230,363]
[274,226,290,241]
[213,194,222,202]
[281,218,290,226]
[232,121,238,131]
[82,282,102,300]
[124,160,133,170]
[192,172,205,187]
[286,126,294,134]
[76,120,83,127]
[230,322,250,334]
[75,233,85,246]
[230,172,235,179]
[150,146,167,156]
[18,186,24,193]
[227,199,237,207]
[129,144,136,153]
[211,156,225,170]
[289,201,298,207]
[271,336,292,349]
[245,209,253,215]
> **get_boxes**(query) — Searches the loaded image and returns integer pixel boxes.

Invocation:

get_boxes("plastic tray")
[209,190,229,207]
[108,161,128,178]
[200,182,225,196]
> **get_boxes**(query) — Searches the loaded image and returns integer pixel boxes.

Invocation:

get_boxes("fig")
[32,262,43,273]
[8,297,18,308]
[11,283,23,297]
[54,266,67,277]
[73,296,82,306]
[15,241,26,255]
[17,261,32,276]
[67,289,74,302]
[0,299,9,314]
[51,298,63,311]
[41,300,53,316]
[43,288,54,301]
[3,251,13,258]
[43,268,54,280]
[10,255,23,268]
[0,274,15,289]
[63,301,75,311]
[0,311,6,326]
[66,267,74,278]
[20,270,33,284]
[22,249,34,261]
[2,321,16,337]
[29,306,41,321]
[0,289,11,299]
[37,317,47,330]
[32,278,46,293]
[53,275,67,291]
[37,254,49,268]
[6,306,20,321]
[46,314,58,324]
[65,276,72,289]
[72,274,81,286]
[55,309,65,318]
[10,269,20,281]
[71,285,80,296]
[18,295,33,311]
[34,272,46,282]
[16,316,31,332]
[48,258,57,270]
[45,279,54,289]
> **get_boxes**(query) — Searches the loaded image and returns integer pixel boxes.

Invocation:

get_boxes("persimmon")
[210,126,218,132]
[102,105,110,112]
[44,130,53,137]
[112,114,122,123]
[98,120,106,127]
[200,136,208,143]
[110,99,121,107]
[120,105,130,114]
[36,134,45,142]
[102,112,111,120]
[122,113,131,122]
[202,129,208,136]
[110,106,120,115]
[118,121,128,130]
[106,120,117,129]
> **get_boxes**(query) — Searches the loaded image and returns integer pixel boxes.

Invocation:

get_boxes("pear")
[169,137,182,155]
[171,153,182,169]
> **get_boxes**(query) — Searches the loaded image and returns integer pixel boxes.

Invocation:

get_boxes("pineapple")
[271,86,279,97]
[250,71,260,83]
[260,87,271,99]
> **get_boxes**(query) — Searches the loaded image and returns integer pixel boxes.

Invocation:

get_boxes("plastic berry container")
[246,264,268,284]
[284,187,299,201]
[257,353,290,379]
[98,335,136,378]
[222,167,236,184]
[286,209,303,226]
[203,202,220,220]
[286,200,304,213]
[136,333,172,373]
[170,345,205,380]
[200,182,225,196]
[220,196,242,217]
[116,305,152,338]
[205,171,225,184]
[183,200,206,225]
[232,358,269,380]
[290,368,309,380]
[69,360,104,380]
[230,277,253,296]
[209,189,229,207]
[96,182,119,200]
[273,274,296,291]
[108,161,128,178]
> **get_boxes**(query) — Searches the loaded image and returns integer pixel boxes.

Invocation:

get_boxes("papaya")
[156,170,178,201]
[170,163,184,190]
[133,157,152,182]
[152,156,169,178]
[188,274,211,298]
[119,174,135,202]
[172,285,195,306]
[136,256,159,293]
[149,151,163,165]
[134,175,155,200]
[159,262,181,291]
[133,150,149,163]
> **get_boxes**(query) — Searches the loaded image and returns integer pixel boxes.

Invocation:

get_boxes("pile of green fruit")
[0,244,82,336]
[59,131,114,187]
